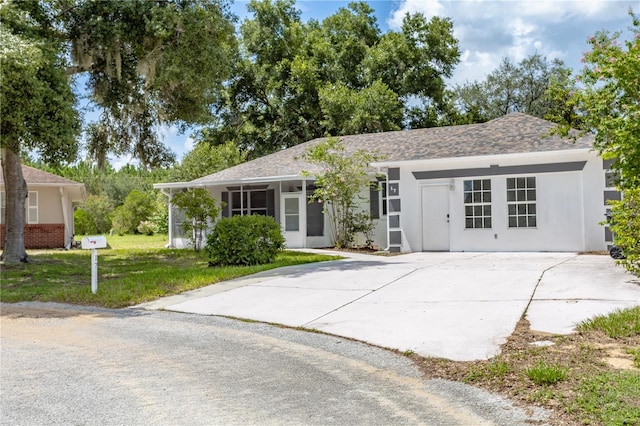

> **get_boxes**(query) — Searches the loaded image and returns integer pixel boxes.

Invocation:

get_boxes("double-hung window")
[0,191,38,224]
[26,191,38,224]
[464,179,492,229]
[507,177,536,228]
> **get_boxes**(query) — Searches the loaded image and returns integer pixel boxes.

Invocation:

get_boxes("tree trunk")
[1,147,30,263]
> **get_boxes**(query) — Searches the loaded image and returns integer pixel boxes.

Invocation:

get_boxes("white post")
[91,249,98,294]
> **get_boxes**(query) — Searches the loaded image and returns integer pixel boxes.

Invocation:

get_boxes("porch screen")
[221,189,275,218]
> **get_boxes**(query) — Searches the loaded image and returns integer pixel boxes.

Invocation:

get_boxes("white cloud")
[184,136,195,152]
[388,0,444,27]
[388,0,637,85]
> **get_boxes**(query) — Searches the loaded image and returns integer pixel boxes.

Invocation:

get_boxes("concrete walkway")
[137,251,640,361]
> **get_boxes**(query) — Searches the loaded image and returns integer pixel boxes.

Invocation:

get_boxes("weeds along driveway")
[142,252,640,362]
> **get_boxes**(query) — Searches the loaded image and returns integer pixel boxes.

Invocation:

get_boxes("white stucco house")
[155,113,616,252]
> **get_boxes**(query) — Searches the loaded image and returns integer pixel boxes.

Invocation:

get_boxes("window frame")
[26,191,38,224]
[506,177,537,229]
[463,179,492,229]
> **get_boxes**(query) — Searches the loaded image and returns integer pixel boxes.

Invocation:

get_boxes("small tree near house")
[171,188,221,252]
[302,137,384,248]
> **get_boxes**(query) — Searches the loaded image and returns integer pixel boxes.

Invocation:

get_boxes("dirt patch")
[408,317,639,425]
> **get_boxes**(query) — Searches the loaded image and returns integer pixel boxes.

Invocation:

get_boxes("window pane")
[474,218,482,228]
[507,178,515,190]
[474,206,482,216]
[483,205,491,216]
[518,204,526,214]
[527,190,536,201]
[517,177,525,188]
[483,191,491,202]
[483,179,491,190]
[529,217,537,227]
[465,218,474,228]
[285,215,299,231]
[518,216,527,227]
[526,177,535,187]
[517,190,526,201]
[464,180,472,191]
[28,192,37,207]
[284,198,299,215]
[507,191,516,202]
[251,191,267,209]
[473,180,481,190]
[529,204,536,214]
[509,217,517,227]
[484,218,492,228]
[508,205,516,215]
[465,206,473,216]
[473,192,481,203]
[464,193,472,204]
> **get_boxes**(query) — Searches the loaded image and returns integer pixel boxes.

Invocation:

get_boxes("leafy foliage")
[447,54,572,124]
[0,0,80,263]
[170,141,247,182]
[73,209,95,236]
[608,189,640,275]
[302,137,383,248]
[206,215,284,265]
[110,190,155,235]
[548,12,639,275]
[81,194,113,234]
[207,0,460,157]
[171,189,221,251]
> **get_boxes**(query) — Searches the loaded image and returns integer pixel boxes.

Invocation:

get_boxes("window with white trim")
[464,179,492,229]
[0,191,38,224]
[507,177,536,228]
[26,191,38,224]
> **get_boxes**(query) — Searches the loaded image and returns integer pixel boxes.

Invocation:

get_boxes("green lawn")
[0,234,340,308]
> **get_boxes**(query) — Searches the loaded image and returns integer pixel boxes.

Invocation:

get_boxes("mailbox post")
[81,236,107,294]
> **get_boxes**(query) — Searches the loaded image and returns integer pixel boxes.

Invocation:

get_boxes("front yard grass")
[0,234,340,308]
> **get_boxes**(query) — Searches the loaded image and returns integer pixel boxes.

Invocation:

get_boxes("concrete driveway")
[138,251,640,361]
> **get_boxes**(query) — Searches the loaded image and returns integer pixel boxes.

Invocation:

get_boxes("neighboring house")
[0,165,85,249]
[155,113,614,253]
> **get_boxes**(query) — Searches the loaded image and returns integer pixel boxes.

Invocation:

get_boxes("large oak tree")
[0,0,236,263]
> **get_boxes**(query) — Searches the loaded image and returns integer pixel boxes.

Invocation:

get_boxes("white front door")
[421,185,450,251]
[281,193,305,248]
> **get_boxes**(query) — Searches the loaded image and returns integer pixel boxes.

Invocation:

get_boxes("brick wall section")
[0,224,65,249]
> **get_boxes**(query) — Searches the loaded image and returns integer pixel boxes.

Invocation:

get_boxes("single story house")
[155,113,616,252]
[0,165,85,249]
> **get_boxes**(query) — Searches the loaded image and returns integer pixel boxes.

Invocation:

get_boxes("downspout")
[159,188,173,248]
[60,188,71,249]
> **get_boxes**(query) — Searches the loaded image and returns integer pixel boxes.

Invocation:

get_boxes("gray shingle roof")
[188,113,595,185]
[0,164,83,186]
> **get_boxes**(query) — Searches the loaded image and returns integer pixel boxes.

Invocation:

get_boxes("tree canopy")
[0,0,237,263]
[204,0,460,158]
[440,54,573,125]
[548,11,639,274]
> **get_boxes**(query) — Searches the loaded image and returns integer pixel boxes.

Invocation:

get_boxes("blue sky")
[109,0,638,168]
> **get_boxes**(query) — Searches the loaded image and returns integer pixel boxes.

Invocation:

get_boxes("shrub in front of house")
[206,215,285,266]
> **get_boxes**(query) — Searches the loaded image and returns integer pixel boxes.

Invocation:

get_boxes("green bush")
[110,189,155,235]
[206,215,285,266]
[74,208,96,235]
[137,220,158,236]
[82,194,113,234]
[609,187,640,276]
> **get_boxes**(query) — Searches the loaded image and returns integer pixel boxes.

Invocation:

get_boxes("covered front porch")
[157,177,330,250]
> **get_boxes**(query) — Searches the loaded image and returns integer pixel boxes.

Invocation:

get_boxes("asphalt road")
[1,302,550,425]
